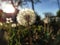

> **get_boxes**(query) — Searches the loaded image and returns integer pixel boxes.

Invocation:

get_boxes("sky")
[23,0,60,19]
[0,0,60,19]
[35,0,59,18]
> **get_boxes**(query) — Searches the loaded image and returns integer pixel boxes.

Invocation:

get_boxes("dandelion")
[6,18,13,23]
[16,8,36,26]
[11,23,16,27]
[0,22,3,26]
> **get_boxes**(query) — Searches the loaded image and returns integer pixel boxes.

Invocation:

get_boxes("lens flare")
[2,3,15,13]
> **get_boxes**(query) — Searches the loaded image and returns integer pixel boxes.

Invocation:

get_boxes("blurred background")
[0,0,60,45]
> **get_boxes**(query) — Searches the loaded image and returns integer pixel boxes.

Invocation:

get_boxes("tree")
[57,10,60,17]
[57,0,60,10]
[30,0,41,10]
[33,12,44,26]
[0,0,41,11]
[25,0,41,10]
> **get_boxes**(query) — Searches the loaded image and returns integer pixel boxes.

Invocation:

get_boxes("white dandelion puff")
[16,8,36,26]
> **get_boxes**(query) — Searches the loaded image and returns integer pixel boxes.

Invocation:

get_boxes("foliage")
[57,10,60,17]
[0,22,44,45]
[0,22,60,45]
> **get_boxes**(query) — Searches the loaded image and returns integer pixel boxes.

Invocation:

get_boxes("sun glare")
[2,3,15,13]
